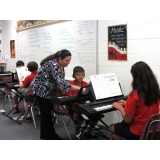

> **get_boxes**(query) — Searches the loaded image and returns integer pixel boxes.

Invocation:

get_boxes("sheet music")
[16,66,31,81]
[90,73,123,100]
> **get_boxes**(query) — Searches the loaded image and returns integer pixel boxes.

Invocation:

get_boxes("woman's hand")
[82,88,86,93]
[57,87,63,94]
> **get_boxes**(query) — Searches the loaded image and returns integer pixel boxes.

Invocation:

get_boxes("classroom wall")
[0,20,18,71]
[1,20,160,126]
[97,20,160,126]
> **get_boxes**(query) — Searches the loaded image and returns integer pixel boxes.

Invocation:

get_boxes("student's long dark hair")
[40,49,72,66]
[130,61,160,106]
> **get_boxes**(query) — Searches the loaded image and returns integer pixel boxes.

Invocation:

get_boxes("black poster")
[108,24,127,60]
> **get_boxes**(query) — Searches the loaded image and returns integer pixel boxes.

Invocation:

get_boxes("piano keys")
[76,95,128,118]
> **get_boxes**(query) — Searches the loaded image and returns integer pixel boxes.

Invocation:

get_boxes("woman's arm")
[71,85,86,92]
[71,85,80,90]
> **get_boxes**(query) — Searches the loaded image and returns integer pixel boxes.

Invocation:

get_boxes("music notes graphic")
[78,20,95,35]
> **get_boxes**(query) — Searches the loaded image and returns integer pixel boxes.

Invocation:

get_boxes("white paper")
[16,66,31,81]
[90,73,123,100]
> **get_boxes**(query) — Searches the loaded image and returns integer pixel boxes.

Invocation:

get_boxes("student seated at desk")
[19,61,39,122]
[109,61,160,140]
[65,66,98,140]
[12,60,29,114]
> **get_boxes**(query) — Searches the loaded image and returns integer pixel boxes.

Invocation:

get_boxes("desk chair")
[116,113,160,140]
[26,97,39,129]
[52,104,71,140]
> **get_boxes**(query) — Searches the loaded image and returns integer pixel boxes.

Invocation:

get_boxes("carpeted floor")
[0,92,111,140]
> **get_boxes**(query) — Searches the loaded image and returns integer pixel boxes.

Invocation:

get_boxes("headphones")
[72,66,85,78]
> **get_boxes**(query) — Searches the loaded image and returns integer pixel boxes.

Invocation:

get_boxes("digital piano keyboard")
[52,94,93,105]
[76,95,128,118]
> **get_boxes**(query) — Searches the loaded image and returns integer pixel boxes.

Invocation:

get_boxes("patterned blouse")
[30,59,71,99]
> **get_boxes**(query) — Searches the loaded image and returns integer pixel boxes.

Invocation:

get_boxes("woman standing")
[30,49,82,140]
[109,61,160,140]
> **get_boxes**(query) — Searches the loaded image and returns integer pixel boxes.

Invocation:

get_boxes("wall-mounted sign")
[108,24,127,61]
[10,40,16,58]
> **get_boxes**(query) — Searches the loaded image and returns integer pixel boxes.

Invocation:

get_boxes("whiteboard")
[17,20,97,82]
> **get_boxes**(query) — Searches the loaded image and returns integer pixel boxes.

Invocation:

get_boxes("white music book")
[90,73,123,100]
[16,66,31,81]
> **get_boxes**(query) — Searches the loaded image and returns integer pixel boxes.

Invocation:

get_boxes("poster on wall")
[10,40,16,58]
[108,24,127,61]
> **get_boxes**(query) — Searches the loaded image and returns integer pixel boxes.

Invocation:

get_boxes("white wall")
[1,20,160,126]
[0,20,18,71]
[98,20,160,126]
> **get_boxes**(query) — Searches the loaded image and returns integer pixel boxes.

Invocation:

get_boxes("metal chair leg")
[61,115,71,140]
[2,94,8,110]
[8,95,13,110]
[30,106,36,129]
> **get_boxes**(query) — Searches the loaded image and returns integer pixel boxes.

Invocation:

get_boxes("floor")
[0,91,111,140]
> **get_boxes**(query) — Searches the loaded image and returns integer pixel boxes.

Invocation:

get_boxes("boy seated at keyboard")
[19,61,40,122]
[65,66,99,139]
[12,60,29,114]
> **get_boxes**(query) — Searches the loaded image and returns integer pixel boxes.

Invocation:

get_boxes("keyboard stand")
[92,115,112,139]
[2,83,28,125]
[71,106,111,140]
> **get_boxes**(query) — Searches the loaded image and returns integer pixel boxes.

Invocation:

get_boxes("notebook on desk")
[16,66,31,81]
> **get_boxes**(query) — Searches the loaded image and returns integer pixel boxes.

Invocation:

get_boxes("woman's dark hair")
[16,60,24,67]
[40,49,72,66]
[130,61,160,106]
[27,61,38,72]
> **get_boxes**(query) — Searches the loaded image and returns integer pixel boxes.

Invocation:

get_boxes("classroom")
[0,20,160,141]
